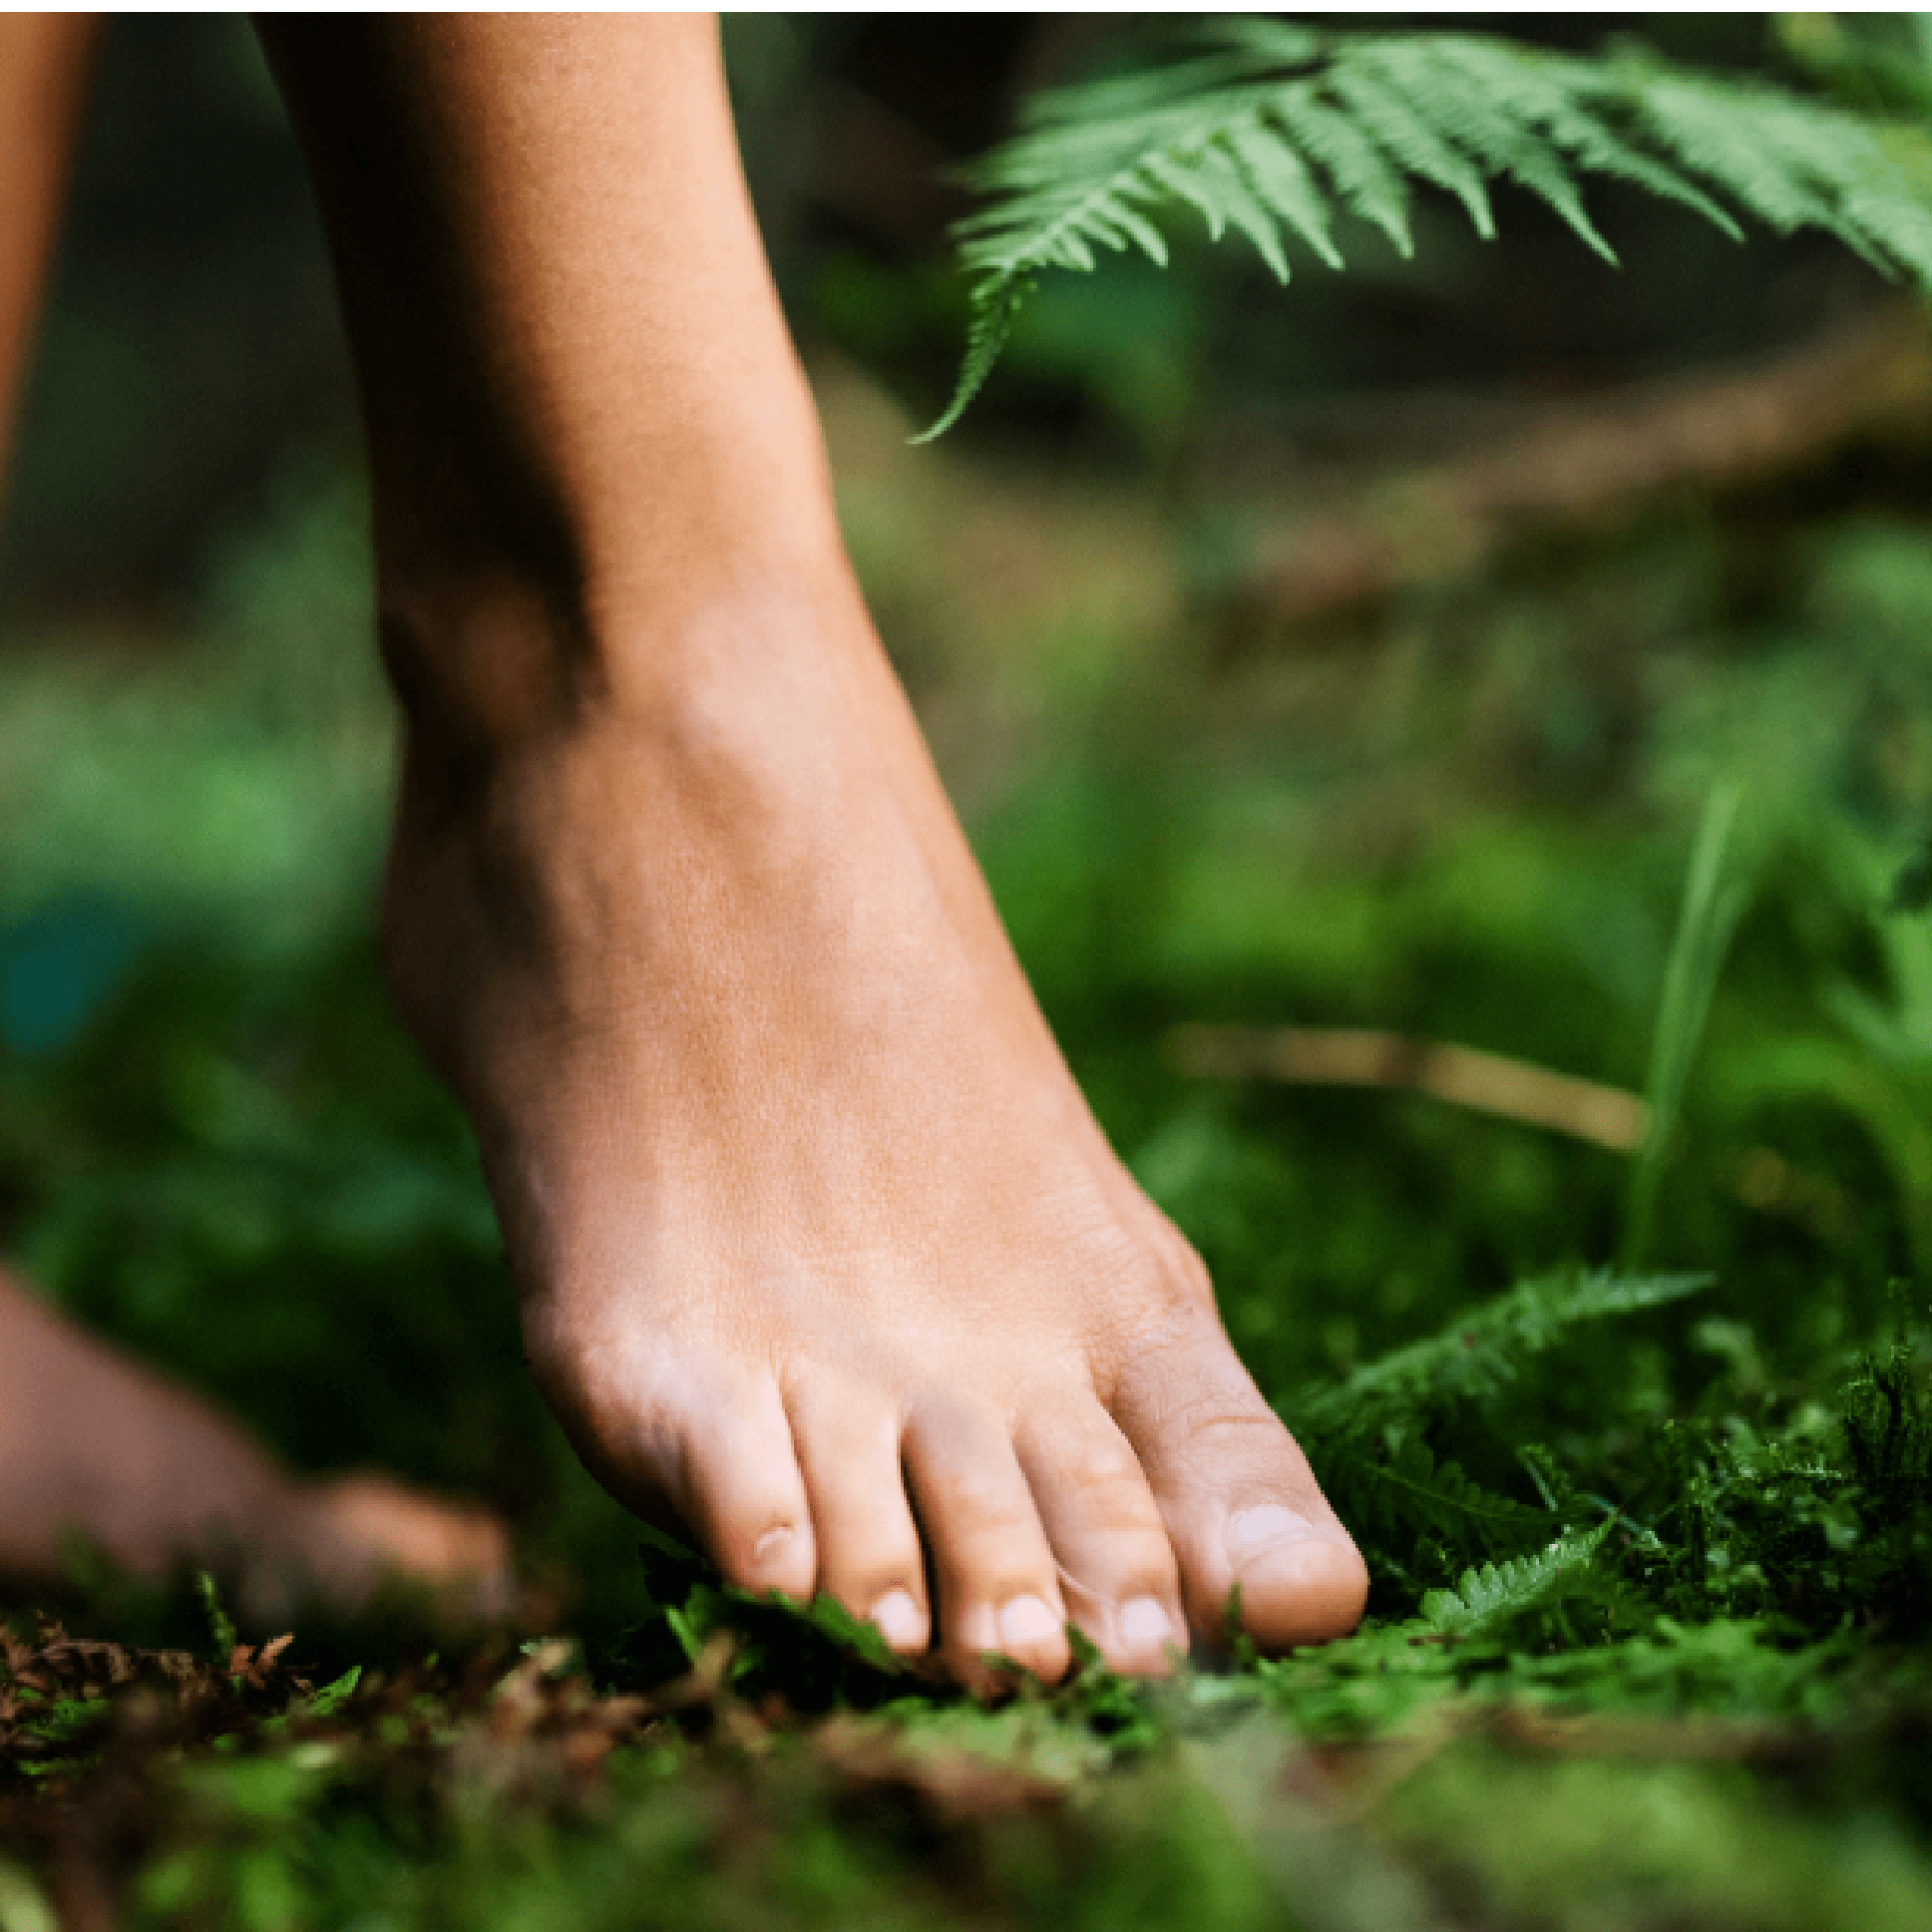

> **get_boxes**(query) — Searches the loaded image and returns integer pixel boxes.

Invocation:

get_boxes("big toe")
[1115,1330,1366,1651]
[307,1473,516,1619]
[1217,1501,1369,1646]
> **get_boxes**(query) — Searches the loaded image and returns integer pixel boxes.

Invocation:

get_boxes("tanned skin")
[0,12,508,1616]
[0,12,98,495]
[2,14,1365,1683]
[0,1267,508,1616]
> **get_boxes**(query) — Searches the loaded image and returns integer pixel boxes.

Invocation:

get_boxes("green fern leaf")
[1523,70,1743,237]
[1390,38,1740,238]
[925,22,1932,436]
[1421,1523,1612,1636]
[1211,16,1331,75]
[1631,69,1932,280]
[1362,38,1620,262]
[1331,64,1495,238]
[1366,1434,1559,1538]
[1267,91,1411,257]
[912,276,1029,446]
[1088,190,1170,266]
[1226,117,1344,268]
[1288,1269,1706,1444]
[1146,143,1291,280]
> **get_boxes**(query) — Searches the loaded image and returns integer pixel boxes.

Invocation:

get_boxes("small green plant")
[194,1569,238,1663]
[924,19,1932,436]
[1289,1268,1706,1444]
[1624,784,1750,1270]
[1418,1522,1613,1639]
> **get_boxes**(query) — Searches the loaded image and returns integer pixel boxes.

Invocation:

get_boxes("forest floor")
[4,366,1932,1929]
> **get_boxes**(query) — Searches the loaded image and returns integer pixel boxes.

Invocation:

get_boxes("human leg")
[0,12,100,498]
[258,13,1365,1684]
[0,20,507,1614]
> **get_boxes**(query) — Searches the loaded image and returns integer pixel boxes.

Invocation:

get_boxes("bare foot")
[309,1474,513,1617]
[255,14,1365,1687]
[380,566,1366,1687]
[0,1267,513,1623]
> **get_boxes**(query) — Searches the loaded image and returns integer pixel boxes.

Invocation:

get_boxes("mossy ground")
[4,409,1932,1928]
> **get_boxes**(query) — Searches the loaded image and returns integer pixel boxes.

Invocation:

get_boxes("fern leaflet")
[1361,1434,1559,1540]
[922,23,1932,437]
[1287,1268,1706,1444]
[1421,1523,1612,1637]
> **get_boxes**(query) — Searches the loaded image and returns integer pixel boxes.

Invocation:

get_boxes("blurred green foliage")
[6,379,1932,1924]
[6,13,1932,1931]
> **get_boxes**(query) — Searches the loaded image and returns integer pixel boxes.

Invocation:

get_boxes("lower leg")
[0,21,506,1621]
[0,12,99,501]
[261,14,1364,1683]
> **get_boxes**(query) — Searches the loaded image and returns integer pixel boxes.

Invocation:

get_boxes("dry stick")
[1167,1023,1650,1153]
[1223,300,1932,632]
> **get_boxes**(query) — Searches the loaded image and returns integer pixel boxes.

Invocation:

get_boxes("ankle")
[373,555,887,1086]
[373,531,861,777]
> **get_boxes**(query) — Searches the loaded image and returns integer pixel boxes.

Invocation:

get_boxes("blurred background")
[2,14,1930,1635]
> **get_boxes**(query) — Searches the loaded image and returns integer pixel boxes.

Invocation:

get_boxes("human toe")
[786,1368,932,1655]
[631,1357,820,1602]
[904,1391,1071,1690]
[1220,1500,1368,1644]
[1014,1396,1185,1675]
[1117,1336,1366,1650]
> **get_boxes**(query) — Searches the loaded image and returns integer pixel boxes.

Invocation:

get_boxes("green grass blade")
[1623,782,1749,1269]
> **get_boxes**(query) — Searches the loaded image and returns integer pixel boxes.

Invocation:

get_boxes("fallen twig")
[1223,300,1932,632]
[1167,1023,1649,1152]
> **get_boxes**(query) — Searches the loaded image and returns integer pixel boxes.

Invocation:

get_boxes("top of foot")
[381,573,1366,1691]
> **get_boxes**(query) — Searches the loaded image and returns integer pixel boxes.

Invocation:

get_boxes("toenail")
[997,1595,1060,1649]
[1119,1598,1173,1646]
[870,1588,925,1649]
[1226,1504,1323,1564]
[753,1524,797,1564]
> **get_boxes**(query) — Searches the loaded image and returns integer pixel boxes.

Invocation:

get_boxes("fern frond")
[1421,1523,1612,1637]
[1288,1268,1706,1444]
[916,278,1031,445]
[1369,38,1618,261]
[1630,66,1932,279]
[1364,1435,1559,1540]
[1328,65,1494,238]
[926,22,1932,435]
